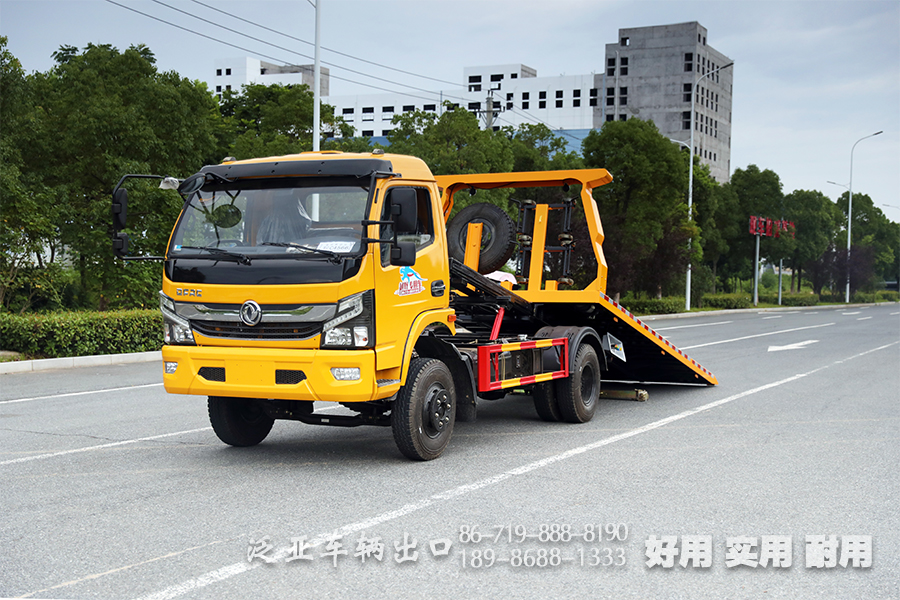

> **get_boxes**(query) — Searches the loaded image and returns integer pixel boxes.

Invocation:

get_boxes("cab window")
[381,186,434,265]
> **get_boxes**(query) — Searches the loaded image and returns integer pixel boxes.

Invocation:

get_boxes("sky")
[2,0,899,224]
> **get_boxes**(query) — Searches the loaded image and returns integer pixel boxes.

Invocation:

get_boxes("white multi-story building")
[210,22,733,182]
[211,57,329,98]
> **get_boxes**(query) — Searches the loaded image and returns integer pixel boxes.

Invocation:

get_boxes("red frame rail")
[476,338,569,392]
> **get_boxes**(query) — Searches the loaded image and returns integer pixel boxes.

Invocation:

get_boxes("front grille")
[198,367,226,382]
[276,370,307,385]
[191,320,322,340]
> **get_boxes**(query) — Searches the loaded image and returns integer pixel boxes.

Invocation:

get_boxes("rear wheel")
[391,358,456,461]
[208,396,274,446]
[532,381,562,422]
[555,344,600,423]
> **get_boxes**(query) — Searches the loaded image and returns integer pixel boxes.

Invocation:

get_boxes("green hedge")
[819,291,900,304]
[0,310,163,359]
[618,296,684,315]
[757,293,819,307]
[701,294,753,309]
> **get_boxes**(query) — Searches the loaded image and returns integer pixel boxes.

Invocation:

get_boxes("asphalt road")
[1,304,898,599]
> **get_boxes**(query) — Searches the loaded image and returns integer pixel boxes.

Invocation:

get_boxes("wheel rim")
[580,364,597,408]
[236,400,267,425]
[422,384,452,439]
[457,219,495,251]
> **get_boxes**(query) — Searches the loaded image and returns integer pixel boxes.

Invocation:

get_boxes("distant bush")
[757,293,819,307]
[876,290,899,302]
[618,296,684,315]
[0,310,162,359]
[850,291,877,304]
[701,294,753,309]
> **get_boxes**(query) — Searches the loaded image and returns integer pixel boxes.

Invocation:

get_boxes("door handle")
[431,280,446,297]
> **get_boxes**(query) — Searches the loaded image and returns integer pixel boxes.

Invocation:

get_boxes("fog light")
[165,362,178,374]
[331,367,361,381]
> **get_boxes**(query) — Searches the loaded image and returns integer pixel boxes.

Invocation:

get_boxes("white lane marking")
[1,383,164,404]
[762,316,783,320]
[680,322,835,350]
[19,538,235,598]
[0,405,347,466]
[653,321,732,332]
[132,340,899,600]
[0,428,212,466]
[890,312,899,316]
[857,317,872,321]
[768,340,819,352]
[843,311,861,315]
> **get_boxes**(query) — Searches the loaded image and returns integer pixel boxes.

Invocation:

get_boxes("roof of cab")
[202,151,436,182]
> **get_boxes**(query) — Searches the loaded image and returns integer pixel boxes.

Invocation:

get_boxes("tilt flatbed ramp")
[448,258,717,386]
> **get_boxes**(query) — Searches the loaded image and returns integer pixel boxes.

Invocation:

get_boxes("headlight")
[321,291,374,349]
[159,292,196,346]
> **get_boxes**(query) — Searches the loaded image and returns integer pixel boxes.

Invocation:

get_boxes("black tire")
[391,358,456,461]
[532,381,562,422]
[555,344,600,423]
[446,203,515,274]
[208,396,275,447]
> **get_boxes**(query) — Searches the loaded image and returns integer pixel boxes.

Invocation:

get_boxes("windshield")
[168,178,371,259]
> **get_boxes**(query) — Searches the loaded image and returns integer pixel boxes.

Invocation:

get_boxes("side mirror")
[113,232,130,258]
[177,173,206,196]
[390,241,416,266]
[112,188,128,230]
[389,188,417,234]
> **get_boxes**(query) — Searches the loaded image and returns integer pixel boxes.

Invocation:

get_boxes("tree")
[387,105,515,216]
[16,43,223,309]
[720,165,789,288]
[783,190,839,293]
[508,123,583,173]
[834,191,896,289]
[221,83,352,158]
[0,37,59,311]
[581,119,693,297]
[702,180,740,293]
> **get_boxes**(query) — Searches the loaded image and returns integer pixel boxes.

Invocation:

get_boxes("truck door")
[374,185,448,372]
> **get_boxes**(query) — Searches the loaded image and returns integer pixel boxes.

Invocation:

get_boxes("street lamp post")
[685,61,733,311]
[882,204,900,294]
[843,131,883,303]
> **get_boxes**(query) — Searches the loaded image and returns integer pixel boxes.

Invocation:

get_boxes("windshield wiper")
[261,242,343,261]
[174,245,251,265]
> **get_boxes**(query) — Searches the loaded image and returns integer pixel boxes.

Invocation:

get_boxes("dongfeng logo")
[240,300,262,326]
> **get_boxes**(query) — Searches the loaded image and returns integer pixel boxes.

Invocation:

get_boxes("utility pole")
[753,230,760,307]
[312,0,322,152]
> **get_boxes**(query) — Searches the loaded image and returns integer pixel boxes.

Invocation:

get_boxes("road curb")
[639,302,883,321]
[0,351,161,375]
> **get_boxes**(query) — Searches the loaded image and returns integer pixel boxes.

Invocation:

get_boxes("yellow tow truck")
[112,151,716,460]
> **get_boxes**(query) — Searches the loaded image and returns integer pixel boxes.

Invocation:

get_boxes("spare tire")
[446,203,516,274]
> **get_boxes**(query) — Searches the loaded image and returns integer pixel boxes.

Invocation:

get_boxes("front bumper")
[162,345,382,402]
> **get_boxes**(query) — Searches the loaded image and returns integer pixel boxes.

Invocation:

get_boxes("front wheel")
[208,396,274,447]
[391,358,456,461]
